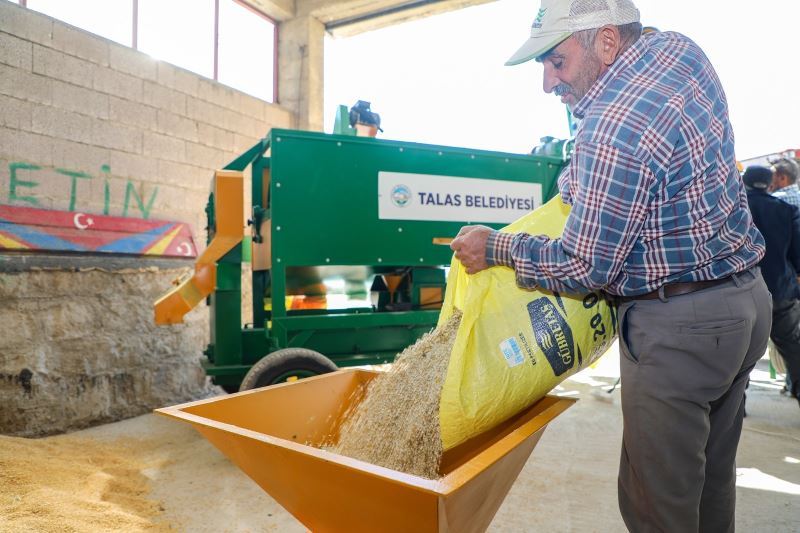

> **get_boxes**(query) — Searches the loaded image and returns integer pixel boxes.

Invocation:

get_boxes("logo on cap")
[532,7,547,29]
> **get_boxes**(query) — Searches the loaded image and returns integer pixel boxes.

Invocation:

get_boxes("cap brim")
[505,32,572,66]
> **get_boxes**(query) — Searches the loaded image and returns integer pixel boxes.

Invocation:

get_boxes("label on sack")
[378,171,542,223]
[527,297,575,376]
[499,337,525,368]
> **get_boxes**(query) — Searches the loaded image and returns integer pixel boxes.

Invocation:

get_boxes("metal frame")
[19,0,278,104]
[201,129,568,388]
[213,0,220,81]
[227,0,280,104]
[325,0,447,32]
[132,0,137,48]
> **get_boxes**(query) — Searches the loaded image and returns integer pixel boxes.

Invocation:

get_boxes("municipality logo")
[532,7,546,29]
[391,184,411,207]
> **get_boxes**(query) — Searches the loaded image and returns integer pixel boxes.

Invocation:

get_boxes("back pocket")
[679,319,745,336]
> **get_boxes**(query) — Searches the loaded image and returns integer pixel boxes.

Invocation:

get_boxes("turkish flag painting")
[0,205,197,258]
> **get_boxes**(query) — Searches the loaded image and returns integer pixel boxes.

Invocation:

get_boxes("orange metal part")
[156,369,575,532]
[154,170,244,324]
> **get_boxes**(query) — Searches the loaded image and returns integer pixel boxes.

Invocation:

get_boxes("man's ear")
[595,25,622,66]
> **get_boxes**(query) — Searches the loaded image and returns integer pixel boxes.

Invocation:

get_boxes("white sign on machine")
[378,171,543,224]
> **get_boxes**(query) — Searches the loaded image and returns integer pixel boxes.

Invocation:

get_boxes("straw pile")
[0,434,168,532]
[333,311,461,479]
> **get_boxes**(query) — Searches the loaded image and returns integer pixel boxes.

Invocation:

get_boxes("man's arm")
[487,142,653,294]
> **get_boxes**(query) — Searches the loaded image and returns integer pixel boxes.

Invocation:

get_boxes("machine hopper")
[156,369,575,532]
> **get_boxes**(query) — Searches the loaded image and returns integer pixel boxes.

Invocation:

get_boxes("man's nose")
[542,63,559,94]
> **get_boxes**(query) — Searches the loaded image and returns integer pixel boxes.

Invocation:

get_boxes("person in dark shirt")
[744,165,800,406]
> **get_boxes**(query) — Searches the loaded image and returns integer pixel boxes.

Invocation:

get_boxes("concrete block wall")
[0,1,293,436]
[0,1,291,229]
[0,267,209,437]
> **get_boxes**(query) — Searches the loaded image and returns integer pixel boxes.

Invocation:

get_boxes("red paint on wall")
[0,205,197,258]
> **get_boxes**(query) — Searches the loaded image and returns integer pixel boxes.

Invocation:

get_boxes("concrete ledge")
[0,252,194,273]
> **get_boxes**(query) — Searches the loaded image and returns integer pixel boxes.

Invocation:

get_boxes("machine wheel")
[238,348,338,391]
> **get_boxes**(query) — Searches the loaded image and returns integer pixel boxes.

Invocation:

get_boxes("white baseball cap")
[505,0,641,66]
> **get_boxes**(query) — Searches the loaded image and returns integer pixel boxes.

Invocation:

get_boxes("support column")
[278,15,325,132]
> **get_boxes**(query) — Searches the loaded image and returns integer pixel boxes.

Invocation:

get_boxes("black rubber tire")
[238,348,338,391]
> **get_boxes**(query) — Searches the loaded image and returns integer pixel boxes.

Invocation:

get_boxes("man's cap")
[742,166,773,190]
[505,0,641,66]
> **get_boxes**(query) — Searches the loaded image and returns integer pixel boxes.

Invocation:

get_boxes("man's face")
[770,172,787,192]
[539,36,604,109]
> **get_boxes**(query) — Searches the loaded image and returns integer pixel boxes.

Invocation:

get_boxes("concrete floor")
[77,343,800,532]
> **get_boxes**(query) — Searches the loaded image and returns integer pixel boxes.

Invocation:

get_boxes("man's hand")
[450,225,493,274]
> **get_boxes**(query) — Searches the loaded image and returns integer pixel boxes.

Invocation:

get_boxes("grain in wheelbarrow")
[333,311,461,479]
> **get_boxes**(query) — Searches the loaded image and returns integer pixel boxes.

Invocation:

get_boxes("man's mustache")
[553,84,572,97]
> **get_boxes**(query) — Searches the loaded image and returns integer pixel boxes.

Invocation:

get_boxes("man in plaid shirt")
[451,1,772,531]
[770,158,800,208]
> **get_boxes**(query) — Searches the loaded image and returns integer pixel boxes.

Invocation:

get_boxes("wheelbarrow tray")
[156,368,575,533]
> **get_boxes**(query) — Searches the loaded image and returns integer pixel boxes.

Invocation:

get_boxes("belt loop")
[657,285,668,303]
[731,272,742,288]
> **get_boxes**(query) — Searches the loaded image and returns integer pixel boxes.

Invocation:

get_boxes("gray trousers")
[769,299,800,401]
[617,268,771,533]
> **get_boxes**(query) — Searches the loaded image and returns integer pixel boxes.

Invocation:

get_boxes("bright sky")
[325,0,800,160]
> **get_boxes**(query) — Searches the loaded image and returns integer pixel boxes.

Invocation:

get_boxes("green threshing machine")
[155,128,569,391]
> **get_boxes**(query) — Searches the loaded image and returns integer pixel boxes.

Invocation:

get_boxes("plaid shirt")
[487,31,764,296]
[772,185,800,209]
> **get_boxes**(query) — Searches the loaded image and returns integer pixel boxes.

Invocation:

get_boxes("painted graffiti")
[0,204,197,257]
[7,162,159,219]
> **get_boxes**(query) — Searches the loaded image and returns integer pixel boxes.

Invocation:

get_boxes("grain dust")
[333,311,461,479]
[0,434,169,533]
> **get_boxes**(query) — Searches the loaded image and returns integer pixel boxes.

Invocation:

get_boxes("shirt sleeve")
[486,142,653,294]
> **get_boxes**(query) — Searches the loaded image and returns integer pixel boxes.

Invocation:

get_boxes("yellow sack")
[438,195,617,451]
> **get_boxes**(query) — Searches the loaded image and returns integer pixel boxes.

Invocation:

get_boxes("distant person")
[451,1,771,531]
[770,158,800,207]
[744,165,800,407]
[767,157,800,396]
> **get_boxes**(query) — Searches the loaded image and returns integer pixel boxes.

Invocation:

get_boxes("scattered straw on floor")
[0,434,169,533]
[333,311,461,479]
